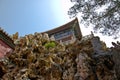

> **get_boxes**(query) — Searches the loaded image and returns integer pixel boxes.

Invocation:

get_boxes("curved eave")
[44,18,79,35]
[0,29,15,49]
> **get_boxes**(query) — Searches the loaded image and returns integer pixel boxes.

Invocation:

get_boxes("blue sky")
[0,0,119,47]
[0,0,71,36]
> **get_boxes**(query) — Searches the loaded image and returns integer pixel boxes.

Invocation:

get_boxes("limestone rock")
[112,41,120,80]
[0,32,117,80]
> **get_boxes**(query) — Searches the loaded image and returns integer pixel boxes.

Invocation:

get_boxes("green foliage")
[68,0,120,38]
[44,41,56,49]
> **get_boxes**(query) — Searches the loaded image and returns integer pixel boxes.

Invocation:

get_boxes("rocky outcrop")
[111,41,120,80]
[0,32,118,80]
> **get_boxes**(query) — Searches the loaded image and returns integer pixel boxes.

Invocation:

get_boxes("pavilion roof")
[0,27,15,49]
[44,18,79,35]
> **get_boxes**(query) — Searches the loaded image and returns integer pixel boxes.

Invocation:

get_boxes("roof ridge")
[43,17,78,34]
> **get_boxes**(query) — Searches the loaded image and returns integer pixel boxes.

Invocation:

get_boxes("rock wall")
[111,41,120,80]
[0,32,118,80]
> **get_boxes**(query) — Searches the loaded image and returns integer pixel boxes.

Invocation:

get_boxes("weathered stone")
[0,32,118,80]
[112,41,120,80]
